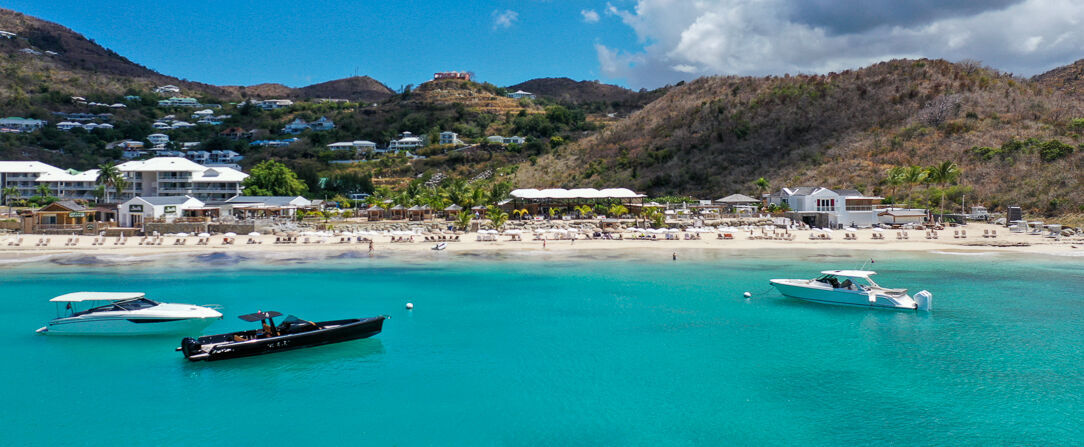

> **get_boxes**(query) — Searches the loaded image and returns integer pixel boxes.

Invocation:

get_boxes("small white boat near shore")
[37,292,222,335]
[770,270,932,311]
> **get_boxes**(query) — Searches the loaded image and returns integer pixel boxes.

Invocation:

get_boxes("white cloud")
[598,0,1084,88]
[493,9,519,30]
[581,9,601,23]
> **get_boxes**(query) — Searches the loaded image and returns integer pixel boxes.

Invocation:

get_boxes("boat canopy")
[50,292,146,302]
[820,270,876,278]
[238,311,283,322]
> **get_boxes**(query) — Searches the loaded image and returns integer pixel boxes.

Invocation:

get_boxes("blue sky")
[5,0,640,89]
[6,1,1081,90]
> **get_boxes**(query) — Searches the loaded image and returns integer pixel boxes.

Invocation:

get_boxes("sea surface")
[0,249,1080,446]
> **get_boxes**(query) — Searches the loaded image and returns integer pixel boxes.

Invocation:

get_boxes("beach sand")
[0,223,1080,261]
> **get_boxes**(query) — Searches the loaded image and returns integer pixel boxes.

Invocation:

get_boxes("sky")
[5,0,1082,90]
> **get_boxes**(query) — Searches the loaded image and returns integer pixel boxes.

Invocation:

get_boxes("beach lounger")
[990,230,997,238]
[932,231,938,239]
[960,230,966,238]
[13,237,23,246]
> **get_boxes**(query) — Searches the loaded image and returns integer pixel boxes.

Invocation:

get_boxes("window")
[816,199,835,212]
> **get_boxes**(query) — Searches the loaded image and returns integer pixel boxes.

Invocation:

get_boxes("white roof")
[820,270,876,278]
[51,292,145,302]
[37,169,100,182]
[118,157,206,172]
[510,188,645,199]
[192,167,248,182]
[0,161,66,175]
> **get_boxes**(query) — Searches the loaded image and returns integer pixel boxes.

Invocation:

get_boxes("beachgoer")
[672,252,677,261]
[543,239,547,249]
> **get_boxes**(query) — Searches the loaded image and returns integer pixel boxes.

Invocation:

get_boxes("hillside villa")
[389,132,425,151]
[508,90,535,99]
[0,117,47,133]
[486,135,526,145]
[282,117,335,134]
[439,131,465,146]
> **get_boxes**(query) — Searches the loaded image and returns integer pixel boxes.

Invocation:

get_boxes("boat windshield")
[75,298,159,315]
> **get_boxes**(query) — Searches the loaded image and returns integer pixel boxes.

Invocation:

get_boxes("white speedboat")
[770,270,932,311]
[37,292,222,335]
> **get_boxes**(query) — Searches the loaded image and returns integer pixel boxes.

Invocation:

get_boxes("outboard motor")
[914,290,933,311]
[180,337,200,358]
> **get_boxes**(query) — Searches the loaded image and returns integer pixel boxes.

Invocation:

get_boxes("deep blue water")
[0,249,1081,446]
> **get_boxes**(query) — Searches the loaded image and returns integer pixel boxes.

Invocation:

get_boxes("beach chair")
[960,230,967,238]
[990,230,997,238]
[932,231,938,240]
[14,237,23,246]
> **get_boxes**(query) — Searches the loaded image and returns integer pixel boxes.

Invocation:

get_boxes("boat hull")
[181,316,385,361]
[41,316,219,336]
[770,279,918,310]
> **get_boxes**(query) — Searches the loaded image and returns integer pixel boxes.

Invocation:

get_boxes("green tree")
[640,206,666,229]
[753,177,770,197]
[487,205,509,230]
[2,186,19,217]
[926,161,960,188]
[35,183,51,198]
[242,160,309,196]
[903,165,929,199]
[608,204,629,217]
[454,209,473,231]
[96,162,128,203]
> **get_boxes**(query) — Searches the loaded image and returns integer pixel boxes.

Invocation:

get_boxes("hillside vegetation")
[517,59,1083,215]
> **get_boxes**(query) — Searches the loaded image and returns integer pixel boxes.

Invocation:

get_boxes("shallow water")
[1,249,1081,446]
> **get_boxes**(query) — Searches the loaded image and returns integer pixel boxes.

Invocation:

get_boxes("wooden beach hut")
[389,204,407,220]
[407,205,433,221]
[365,205,385,221]
[443,204,462,220]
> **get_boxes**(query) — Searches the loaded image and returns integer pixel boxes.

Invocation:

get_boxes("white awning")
[50,292,145,302]
[819,270,876,278]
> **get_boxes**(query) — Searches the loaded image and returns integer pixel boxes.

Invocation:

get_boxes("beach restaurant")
[507,188,645,216]
[220,196,313,219]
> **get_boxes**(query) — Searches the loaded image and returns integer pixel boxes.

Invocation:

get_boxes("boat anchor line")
[743,286,776,298]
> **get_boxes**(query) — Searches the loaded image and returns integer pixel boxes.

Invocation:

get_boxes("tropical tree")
[926,161,960,188]
[753,177,770,197]
[2,186,18,216]
[241,160,308,196]
[548,207,559,219]
[35,183,51,198]
[488,181,512,203]
[903,165,929,199]
[574,205,593,218]
[454,209,474,231]
[486,205,509,230]
[884,166,908,200]
[608,204,629,218]
[92,185,106,203]
[640,206,666,229]
[96,162,128,203]
[512,208,528,219]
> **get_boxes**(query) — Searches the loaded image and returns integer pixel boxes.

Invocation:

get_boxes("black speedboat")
[179,311,386,361]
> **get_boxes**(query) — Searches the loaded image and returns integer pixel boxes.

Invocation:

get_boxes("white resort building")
[117,195,206,227]
[768,187,890,228]
[0,157,248,203]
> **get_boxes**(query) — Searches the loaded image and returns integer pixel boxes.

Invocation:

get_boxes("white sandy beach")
[0,223,1080,260]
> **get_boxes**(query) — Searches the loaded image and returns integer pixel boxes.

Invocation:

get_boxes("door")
[130,215,143,228]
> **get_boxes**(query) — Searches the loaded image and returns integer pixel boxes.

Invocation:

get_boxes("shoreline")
[1,223,1080,261]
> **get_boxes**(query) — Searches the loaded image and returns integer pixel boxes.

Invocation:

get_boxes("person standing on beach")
[369,240,374,256]
[543,239,547,249]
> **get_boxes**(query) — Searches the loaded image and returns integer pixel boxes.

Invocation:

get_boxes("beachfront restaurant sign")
[68,212,85,218]
[129,204,143,212]
[164,206,177,214]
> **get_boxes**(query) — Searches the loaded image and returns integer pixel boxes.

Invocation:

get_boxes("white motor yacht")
[770,270,932,311]
[37,292,222,335]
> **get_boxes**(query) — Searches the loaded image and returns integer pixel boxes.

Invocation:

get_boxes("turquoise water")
[0,249,1081,446]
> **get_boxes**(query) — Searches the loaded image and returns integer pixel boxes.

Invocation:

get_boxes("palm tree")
[753,177,770,198]
[608,204,629,218]
[927,161,960,188]
[96,162,128,203]
[903,165,928,200]
[454,209,474,231]
[884,166,907,200]
[574,205,593,219]
[486,205,509,230]
[640,206,665,229]
[2,186,19,217]
[35,183,51,198]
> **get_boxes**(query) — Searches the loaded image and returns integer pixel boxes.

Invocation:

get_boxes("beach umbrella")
[176,232,189,237]
[248,232,261,236]
[198,233,211,238]
[224,232,237,237]
[872,228,884,233]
